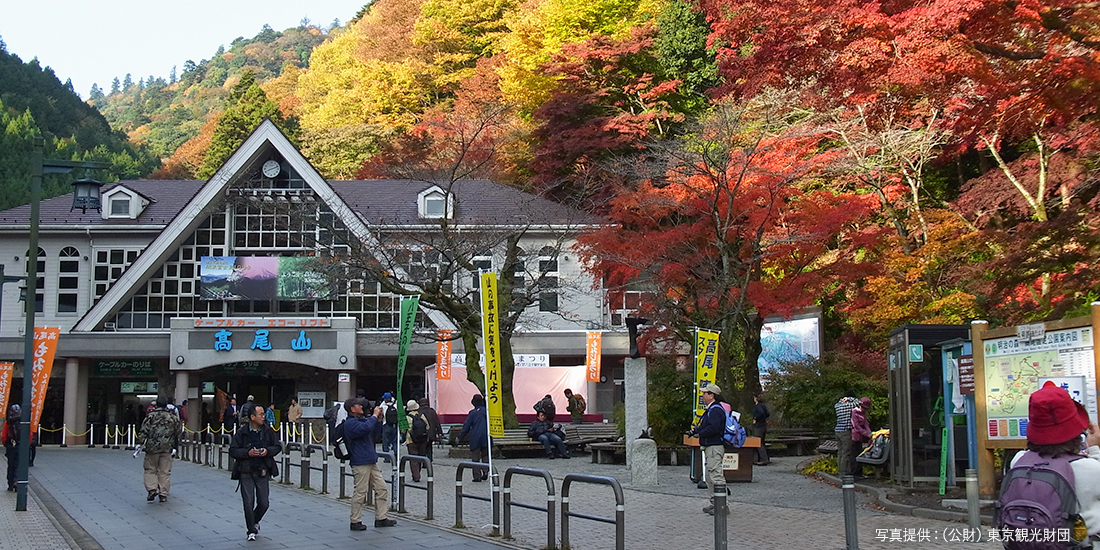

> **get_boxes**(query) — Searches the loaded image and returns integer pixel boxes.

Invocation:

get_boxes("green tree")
[198,72,296,178]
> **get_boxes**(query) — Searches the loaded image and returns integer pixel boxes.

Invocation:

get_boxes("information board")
[983,327,1096,440]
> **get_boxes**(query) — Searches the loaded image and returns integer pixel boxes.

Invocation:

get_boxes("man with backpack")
[686,383,729,516]
[379,393,398,454]
[997,382,1100,549]
[565,389,586,424]
[344,397,397,531]
[403,400,431,482]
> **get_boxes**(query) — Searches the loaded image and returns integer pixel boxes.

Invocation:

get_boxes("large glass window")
[57,246,80,313]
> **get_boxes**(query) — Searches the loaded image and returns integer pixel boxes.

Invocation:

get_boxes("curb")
[818,473,994,525]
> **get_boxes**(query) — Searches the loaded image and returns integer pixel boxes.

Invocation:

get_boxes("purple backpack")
[995,451,1087,549]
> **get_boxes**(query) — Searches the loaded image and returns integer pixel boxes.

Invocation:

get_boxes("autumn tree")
[352,74,574,427]
[575,92,879,408]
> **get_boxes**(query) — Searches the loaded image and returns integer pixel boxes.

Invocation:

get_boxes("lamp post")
[15,138,108,511]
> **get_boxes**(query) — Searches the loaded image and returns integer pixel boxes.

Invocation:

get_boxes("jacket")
[851,406,871,443]
[692,402,726,447]
[287,403,303,423]
[229,424,282,478]
[139,409,181,453]
[752,402,769,428]
[343,414,382,466]
[527,419,560,439]
[419,405,444,442]
[2,420,17,447]
[458,406,489,450]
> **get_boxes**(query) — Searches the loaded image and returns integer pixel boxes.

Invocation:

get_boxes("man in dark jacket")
[687,383,727,516]
[457,394,489,481]
[417,398,443,461]
[752,394,770,466]
[229,402,282,541]
[527,411,569,458]
[344,397,396,530]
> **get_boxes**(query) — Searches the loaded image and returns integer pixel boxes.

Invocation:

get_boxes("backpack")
[995,451,1089,550]
[331,421,349,460]
[384,404,397,425]
[572,395,586,413]
[323,404,339,425]
[409,412,429,443]
[719,405,747,449]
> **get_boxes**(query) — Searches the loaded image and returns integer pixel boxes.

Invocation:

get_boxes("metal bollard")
[965,468,980,532]
[714,482,727,550]
[300,450,312,490]
[842,474,859,550]
[60,424,67,447]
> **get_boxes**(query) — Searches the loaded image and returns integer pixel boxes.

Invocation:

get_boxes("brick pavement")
[23,444,1007,549]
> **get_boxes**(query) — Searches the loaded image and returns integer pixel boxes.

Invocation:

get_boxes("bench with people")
[446,422,620,458]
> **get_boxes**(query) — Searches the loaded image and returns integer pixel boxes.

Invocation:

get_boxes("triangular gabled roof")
[74,119,455,332]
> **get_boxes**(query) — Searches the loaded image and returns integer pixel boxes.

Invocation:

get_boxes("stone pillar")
[174,371,189,435]
[337,372,352,403]
[63,358,81,445]
[630,438,658,486]
[624,356,647,466]
[76,360,88,444]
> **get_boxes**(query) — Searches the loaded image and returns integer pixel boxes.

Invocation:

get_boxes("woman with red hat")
[1011,382,1100,546]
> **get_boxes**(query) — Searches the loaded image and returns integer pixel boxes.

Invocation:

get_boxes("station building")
[0,120,630,441]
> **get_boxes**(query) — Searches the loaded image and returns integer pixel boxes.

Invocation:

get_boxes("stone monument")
[624,317,648,466]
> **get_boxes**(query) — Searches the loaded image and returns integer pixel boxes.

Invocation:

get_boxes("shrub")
[766,350,887,434]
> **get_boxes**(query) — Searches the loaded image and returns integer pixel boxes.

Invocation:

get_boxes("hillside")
[0,39,159,211]
[92,23,333,158]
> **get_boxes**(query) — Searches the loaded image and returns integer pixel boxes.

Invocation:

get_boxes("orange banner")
[0,362,12,418]
[436,330,452,380]
[586,331,602,383]
[29,327,60,435]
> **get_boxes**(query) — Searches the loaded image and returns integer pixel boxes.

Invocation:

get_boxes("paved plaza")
[3,444,1005,549]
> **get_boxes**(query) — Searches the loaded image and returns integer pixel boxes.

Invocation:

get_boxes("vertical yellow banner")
[30,327,60,434]
[694,329,720,420]
[436,329,452,380]
[0,362,13,417]
[586,332,602,383]
[480,272,504,438]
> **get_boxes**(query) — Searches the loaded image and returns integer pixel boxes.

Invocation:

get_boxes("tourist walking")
[416,397,443,461]
[3,404,20,491]
[458,394,489,481]
[752,394,770,466]
[229,402,282,541]
[138,397,181,502]
[565,389,586,424]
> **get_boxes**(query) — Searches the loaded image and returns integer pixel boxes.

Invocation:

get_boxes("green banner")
[94,360,155,377]
[395,296,420,431]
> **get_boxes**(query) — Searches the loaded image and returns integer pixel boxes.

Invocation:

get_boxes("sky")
[0,0,367,98]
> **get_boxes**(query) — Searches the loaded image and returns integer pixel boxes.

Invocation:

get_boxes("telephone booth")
[887,324,970,486]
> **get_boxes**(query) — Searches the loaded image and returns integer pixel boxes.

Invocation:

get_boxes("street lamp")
[15,138,109,511]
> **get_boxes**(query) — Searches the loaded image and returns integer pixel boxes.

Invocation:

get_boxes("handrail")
[454,461,499,535]
[561,473,625,550]
[397,454,434,519]
[503,466,556,549]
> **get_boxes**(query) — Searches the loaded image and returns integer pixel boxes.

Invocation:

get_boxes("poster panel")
[199,256,332,300]
[983,327,1096,440]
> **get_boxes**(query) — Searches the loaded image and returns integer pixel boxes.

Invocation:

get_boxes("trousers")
[143,452,173,495]
[350,463,390,523]
[239,473,270,535]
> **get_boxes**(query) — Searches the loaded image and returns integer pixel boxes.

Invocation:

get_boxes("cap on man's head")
[418,397,430,407]
[1028,381,1089,445]
[344,397,368,412]
[702,383,721,395]
[382,392,393,400]
[8,404,19,416]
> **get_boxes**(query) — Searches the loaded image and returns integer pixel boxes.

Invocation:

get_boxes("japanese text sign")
[480,272,504,438]
[30,327,60,435]
[586,332,602,383]
[437,330,452,381]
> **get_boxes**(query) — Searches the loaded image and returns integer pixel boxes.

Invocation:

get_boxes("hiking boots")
[350,522,367,531]
[147,490,158,501]
[375,518,397,527]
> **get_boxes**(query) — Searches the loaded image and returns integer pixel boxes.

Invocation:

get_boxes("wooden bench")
[816,439,838,455]
[770,435,821,456]
[588,442,691,465]
[562,423,619,448]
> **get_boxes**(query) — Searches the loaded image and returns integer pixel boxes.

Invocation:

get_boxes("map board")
[983,326,1097,440]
